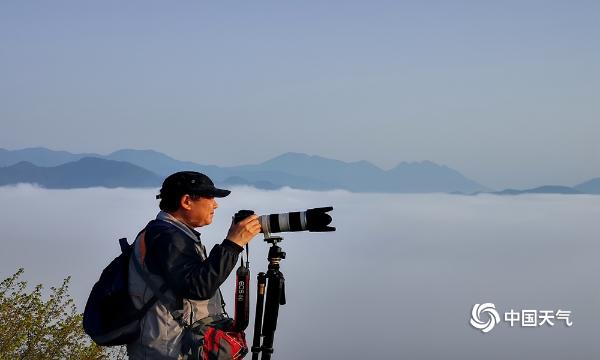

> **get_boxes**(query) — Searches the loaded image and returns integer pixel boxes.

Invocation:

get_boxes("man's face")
[186,196,218,227]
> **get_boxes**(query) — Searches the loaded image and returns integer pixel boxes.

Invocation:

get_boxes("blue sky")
[1,0,598,189]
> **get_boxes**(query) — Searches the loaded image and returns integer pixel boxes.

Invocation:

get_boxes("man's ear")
[180,194,193,210]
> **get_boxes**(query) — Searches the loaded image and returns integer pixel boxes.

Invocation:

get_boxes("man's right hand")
[226,214,261,247]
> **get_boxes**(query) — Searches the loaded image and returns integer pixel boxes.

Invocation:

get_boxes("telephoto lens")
[234,207,335,234]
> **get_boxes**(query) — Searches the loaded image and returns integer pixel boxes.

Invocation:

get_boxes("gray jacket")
[127,212,243,359]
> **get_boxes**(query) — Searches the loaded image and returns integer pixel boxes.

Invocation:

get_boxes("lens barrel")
[259,207,335,234]
[234,207,335,235]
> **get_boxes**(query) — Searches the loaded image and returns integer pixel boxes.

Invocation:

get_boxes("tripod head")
[263,234,283,245]
[263,236,286,266]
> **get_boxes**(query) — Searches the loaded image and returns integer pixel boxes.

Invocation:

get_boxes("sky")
[0,0,599,189]
[1,186,599,359]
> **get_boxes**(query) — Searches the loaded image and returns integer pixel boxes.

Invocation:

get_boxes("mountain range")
[0,147,598,195]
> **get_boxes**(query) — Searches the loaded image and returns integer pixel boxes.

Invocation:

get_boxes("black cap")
[156,171,231,200]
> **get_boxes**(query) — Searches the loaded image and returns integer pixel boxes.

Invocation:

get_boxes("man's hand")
[226,214,261,247]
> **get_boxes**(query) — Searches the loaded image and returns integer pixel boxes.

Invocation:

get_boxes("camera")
[234,207,335,234]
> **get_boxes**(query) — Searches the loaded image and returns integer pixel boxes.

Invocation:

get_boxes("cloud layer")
[1,185,599,359]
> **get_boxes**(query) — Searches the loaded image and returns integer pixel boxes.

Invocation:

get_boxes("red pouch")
[201,324,248,360]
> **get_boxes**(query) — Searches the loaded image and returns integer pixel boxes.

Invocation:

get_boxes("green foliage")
[0,269,125,360]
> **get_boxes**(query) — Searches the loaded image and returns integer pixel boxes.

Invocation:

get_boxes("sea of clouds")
[1,185,599,359]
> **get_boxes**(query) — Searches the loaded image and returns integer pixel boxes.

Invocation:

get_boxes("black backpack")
[83,237,158,346]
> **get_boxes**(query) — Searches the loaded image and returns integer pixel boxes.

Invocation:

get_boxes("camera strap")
[233,244,250,331]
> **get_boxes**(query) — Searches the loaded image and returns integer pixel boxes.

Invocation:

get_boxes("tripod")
[251,236,286,360]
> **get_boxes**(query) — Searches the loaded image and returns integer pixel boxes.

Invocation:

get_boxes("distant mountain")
[0,157,161,188]
[494,185,583,195]
[104,150,334,190]
[0,148,490,193]
[0,147,96,167]
[104,149,227,178]
[385,160,487,193]
[0,147,227,178]
[574,178,600,194]
[233,152,382,191]
[4,147,600,195]
[233,152,489,193]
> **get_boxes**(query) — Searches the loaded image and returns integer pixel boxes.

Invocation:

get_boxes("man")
[127,171,261,359]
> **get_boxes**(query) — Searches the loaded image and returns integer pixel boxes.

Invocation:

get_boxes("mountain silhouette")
[574,178,600,194]
[493,185,583,195]
[7,147,591,194]
[0,157,161,188]
[0,147,96,167]
[232,152,489,193]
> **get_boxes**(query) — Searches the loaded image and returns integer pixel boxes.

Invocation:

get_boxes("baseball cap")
[156,171,231,200]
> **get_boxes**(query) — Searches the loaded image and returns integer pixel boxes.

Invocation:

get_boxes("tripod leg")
[251,272,267,360]
[260,269,285,360]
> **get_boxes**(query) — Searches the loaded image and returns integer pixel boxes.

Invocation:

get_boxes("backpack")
[83,237,158,346]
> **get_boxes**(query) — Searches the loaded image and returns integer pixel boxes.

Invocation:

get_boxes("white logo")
[470,303,573,333]
[470,303,501,333]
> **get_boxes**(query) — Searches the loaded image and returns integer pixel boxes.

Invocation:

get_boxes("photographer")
[127,171,261,359]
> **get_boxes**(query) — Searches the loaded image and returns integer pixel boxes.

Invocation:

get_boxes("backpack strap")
[121,237,160,318]
[130,234,190,329]
[131,224,230,328]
